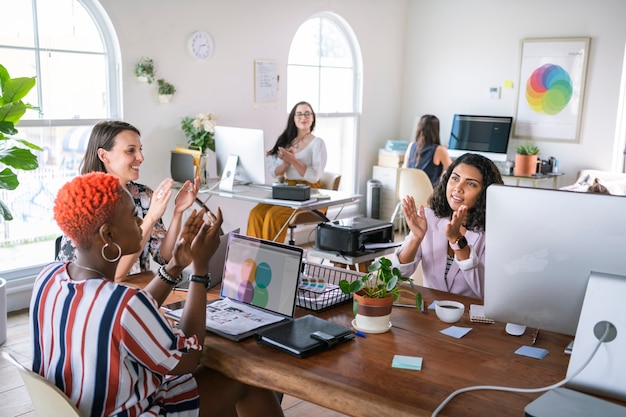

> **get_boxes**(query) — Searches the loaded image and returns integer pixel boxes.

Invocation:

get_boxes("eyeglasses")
[295,112,313,118]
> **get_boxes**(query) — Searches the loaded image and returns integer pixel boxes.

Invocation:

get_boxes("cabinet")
[372,165,399,221]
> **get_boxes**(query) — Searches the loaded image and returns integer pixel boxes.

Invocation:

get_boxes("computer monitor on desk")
[484,185,626,402]
[214,126,266,191]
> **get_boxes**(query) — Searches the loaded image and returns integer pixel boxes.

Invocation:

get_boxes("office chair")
[2,351,81,417]
[389,168,434,235]
[287,171,341,245]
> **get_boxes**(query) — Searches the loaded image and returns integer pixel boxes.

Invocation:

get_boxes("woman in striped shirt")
[31,172,284,417]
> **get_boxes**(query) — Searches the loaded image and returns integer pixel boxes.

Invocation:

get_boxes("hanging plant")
[135,57,155,84]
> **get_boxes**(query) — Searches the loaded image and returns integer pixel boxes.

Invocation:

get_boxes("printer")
[315,216,394,255]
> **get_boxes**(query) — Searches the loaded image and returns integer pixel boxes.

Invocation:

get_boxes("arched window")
[0,0,121,271]
[287,12,362,194]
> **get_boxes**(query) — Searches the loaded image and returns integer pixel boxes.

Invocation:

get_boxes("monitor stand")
[219,154,238,192]
[565,271,626,401]
[525,387,626,417]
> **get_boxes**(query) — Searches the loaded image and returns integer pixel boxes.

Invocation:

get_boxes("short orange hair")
[54,172,123,249]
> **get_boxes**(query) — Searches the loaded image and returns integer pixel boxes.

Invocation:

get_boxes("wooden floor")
[0,309,348,417]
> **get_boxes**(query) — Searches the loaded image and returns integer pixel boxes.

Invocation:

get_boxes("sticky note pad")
[515,346,549,359]
[428,300,437,310]
[392,355,423,370]
[440,326,472,339]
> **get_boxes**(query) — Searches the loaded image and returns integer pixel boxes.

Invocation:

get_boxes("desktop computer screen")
[484,184,626,402]
[214,126,266,186]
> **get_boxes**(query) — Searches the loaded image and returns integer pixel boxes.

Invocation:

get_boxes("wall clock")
[188,31,214,60]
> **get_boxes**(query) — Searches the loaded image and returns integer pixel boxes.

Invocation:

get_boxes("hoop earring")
[101,242,122,263]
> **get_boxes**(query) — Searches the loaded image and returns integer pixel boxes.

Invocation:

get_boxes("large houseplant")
[181,112,217,153]
[514,142,540,176]
[339,257,419,333]
[0,64,41,221]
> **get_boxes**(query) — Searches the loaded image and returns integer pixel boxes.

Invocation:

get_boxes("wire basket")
[296,260,365,311]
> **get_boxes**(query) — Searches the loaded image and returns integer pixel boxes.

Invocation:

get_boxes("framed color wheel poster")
[513,37,590,142]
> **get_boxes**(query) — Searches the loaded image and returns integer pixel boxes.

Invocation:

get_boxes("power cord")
[431,322,612,417]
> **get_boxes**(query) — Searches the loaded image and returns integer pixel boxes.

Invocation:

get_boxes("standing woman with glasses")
[247,101,327,242]
[403,114,452,187]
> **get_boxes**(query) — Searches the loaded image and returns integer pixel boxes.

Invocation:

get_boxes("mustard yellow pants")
[247,204,294,242]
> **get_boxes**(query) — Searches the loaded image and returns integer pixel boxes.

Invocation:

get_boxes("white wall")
[401,0,626,186]
[99,0,408,233]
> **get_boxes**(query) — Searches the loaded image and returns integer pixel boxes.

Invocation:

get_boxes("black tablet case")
[255,314,355,358]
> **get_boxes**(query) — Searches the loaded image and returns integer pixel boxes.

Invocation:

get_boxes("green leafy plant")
[339,257,419,304]
[515,142,540,155]
[157,79,176,95]
[135,57,155,84]
[0,64,41,221]
[181,112,216,152]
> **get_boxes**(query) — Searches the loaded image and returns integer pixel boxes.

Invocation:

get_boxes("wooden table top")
[122,272,612,417]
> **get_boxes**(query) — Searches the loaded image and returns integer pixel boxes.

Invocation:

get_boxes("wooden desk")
[122,274,624,416]
[198,286,577,417]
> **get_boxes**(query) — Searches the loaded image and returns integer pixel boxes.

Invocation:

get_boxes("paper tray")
[296,261,364,311]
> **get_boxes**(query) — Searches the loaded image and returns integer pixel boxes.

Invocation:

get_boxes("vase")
[514,154,538,176]
[198,150,218,185]
[158,94,172,104]
[353,292,393,334]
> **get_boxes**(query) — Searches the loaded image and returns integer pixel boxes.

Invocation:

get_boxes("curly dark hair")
[428,153,503,232]
[54,172,124,249]
[268,101,316,156]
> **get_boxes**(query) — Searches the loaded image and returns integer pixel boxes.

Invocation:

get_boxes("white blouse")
[266,136,327,184]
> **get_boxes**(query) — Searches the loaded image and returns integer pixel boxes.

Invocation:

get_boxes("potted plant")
[514,142,540,176]
[181,112,217,153]
[157,79,176,103]
[135,57,155,84]
[339,257,420,333]
[0,63,40,345]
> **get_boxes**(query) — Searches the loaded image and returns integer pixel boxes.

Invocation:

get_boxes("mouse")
[505,322,527,336]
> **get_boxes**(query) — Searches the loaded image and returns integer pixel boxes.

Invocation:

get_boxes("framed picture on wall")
[513,37,590,143]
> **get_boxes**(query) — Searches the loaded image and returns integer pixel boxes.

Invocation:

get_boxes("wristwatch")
[449,236,468,251]
[190,273,212,289]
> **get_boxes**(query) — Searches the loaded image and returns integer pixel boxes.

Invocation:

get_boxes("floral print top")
[56,181,167,274]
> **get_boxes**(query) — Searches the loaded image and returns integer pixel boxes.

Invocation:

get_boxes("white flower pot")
[137,75,150,83]
[158,94,172,104]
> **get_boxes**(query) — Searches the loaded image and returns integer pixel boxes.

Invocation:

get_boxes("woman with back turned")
[403,114,452,187]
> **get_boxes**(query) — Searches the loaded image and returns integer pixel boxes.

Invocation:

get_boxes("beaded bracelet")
[158,265,182,285]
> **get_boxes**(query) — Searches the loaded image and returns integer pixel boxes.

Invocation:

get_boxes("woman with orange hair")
[33,172,284,417]
[57,120,199,279]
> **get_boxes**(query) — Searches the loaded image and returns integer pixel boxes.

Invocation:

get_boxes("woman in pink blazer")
[391,153,503,299]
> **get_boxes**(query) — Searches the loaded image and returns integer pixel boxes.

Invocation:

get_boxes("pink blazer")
[391,208,485,299]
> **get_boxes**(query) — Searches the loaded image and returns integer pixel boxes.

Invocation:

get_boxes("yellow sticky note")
[503,80,514,89]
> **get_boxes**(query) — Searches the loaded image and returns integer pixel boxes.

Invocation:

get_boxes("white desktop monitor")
[484,184,626,401]
[214,126,266,185]
[447,114,512,162]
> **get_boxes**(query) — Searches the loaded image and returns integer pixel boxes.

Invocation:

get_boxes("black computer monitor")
[484,184,626,401]
[447,114,512,162]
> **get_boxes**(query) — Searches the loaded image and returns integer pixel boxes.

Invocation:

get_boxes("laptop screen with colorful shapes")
[220,233,303,318]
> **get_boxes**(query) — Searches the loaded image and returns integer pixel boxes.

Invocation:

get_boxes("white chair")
[2,350,81,417]
[389,168,434,235]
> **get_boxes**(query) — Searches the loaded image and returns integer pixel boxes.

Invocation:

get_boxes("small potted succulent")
[135,57,155,84]
[514,142,540,176]
[157,79,176,103]
[339,257,420,333]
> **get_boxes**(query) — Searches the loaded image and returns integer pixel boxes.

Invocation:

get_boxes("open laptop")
[167,233,304,341]
[174,228,240,291]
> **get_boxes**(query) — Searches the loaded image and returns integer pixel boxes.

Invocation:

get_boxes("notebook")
[255,314,355,358]
[166,233,304,341]
[174,228,240,291]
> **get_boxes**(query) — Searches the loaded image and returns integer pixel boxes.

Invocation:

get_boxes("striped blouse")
[30,262,202,417]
